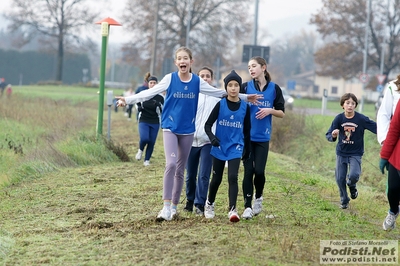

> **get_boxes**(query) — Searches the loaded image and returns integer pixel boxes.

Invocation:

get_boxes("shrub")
[271,111,306,154]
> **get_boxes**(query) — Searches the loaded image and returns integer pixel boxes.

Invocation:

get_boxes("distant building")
[218,64,384,103]
[286,71,381,102]
[285,71,362,100]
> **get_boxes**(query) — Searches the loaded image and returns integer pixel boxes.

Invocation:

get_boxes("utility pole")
[360,0,371,114]
[150,0,160,75]
[379,0,390,76]
[185,0,192,48]
[253,0,259,45]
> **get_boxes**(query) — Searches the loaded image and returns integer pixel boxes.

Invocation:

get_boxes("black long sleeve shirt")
[204,98,251,154]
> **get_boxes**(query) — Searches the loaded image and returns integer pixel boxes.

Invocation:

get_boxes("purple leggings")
[162,131,194,205]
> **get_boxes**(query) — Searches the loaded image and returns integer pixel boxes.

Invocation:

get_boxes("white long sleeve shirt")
[377,80,400,145]
[192,93,220,147]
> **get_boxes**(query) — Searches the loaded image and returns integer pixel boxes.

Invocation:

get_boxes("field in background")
[0,86,391,265]
[293,97,376,118]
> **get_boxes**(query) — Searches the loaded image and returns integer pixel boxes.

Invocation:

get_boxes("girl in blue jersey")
[204,70,251,223]
[326,93,376,209]
[241,56,285,220]
[135,73,164,166]
[116,47,261,222]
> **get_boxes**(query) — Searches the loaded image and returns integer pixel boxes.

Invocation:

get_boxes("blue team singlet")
[161,72,200,134]
[211,98,247,161]
[246,80,275,142]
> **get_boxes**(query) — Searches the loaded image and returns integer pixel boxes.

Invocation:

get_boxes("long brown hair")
[249,56,271,82]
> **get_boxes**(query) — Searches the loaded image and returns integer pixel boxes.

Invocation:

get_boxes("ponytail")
[144,72,151,82]
[394,74,400,91]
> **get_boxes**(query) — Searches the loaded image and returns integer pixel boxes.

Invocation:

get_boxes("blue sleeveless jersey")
[161,72,200,134]
[211,98,247,160]
[246,80,275,142]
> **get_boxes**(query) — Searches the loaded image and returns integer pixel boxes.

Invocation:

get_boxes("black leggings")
[387,163,400,214]
[242,141,269,208]
[207,157,241,211]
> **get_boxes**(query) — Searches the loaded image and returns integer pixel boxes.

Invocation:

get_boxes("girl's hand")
[115,96,126,107]
[255,107,273,119]
[246,94,263,105]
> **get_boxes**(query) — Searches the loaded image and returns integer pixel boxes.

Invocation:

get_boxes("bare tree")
[310,0,400,82]
[4,0,99,82]
[271,30,318,84]
[120,0,252,76]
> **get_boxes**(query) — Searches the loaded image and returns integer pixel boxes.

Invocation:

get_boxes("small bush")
[271,111,306,154]
[104,138,131,162]
[57,134,120,165]
[36,80,63,86]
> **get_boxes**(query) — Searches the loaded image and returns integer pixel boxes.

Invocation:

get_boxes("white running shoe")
[156,206,171,221]
[171,208,177,219]
[383,211,398,231]
[143,160,150,166]
[252,196,263,216]
[242,207,253,220]
[204,201,215,219]
[228,208,240,223]
[135,149,143,160]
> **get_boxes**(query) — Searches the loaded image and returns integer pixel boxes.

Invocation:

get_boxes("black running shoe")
[350,187,358,199]
[183,200,193,212]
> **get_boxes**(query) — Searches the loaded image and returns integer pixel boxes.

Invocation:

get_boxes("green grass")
[0,86,394,265]
[0,87,120,185]
[294,98,376,118]
[14,85,125,104]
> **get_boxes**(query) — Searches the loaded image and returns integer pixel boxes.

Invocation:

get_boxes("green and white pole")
[96,21,109,138]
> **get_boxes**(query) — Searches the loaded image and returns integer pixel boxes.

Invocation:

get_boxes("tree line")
[0,49,91,85]
[311,0,400,84]
[1,0,398,87]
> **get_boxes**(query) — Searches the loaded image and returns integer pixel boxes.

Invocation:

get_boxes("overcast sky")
[0,0,323,45]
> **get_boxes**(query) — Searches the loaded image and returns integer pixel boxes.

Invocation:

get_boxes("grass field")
[0,86,395,265]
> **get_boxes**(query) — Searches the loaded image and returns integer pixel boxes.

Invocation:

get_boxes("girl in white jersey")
[184,66,220,215]
[377,75,400,202]
[377,75,400,145]
[116,47,262,221]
